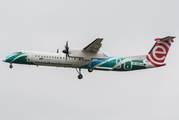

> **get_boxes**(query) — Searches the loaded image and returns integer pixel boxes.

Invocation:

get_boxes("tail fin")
[146,36,175,67]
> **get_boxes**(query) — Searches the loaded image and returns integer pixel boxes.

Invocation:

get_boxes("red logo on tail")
[146,41,171,66]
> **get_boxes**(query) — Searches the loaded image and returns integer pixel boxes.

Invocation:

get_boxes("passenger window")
[47,56,48,58]
[35,55,37,57]
[38,55,40,57]
[57,57,59,59]
[41,55,43,57]
[49,56,51,58]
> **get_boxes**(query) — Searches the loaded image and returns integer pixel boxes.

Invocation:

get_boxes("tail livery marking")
[146,36,175,67]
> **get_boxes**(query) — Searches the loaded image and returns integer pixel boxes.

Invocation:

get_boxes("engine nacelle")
[69,49,108,60]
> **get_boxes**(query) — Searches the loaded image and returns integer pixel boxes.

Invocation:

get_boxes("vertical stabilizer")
[146,36,175,67]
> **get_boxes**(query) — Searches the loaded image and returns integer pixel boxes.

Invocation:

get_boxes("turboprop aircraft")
[2,36,175,79]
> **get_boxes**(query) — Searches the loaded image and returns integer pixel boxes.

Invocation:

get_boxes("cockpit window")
[13,52,23,55]
[17,52,22,54]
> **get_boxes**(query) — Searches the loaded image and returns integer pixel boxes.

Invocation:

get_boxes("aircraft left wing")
[82,38,103,53]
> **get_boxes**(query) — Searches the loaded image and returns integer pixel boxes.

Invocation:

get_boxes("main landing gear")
[9,63,13,69]
[75,68,94,80]
[88,67,93,72]
[75,61,94,79]
[87,61,93,73]
[75,68,83,79]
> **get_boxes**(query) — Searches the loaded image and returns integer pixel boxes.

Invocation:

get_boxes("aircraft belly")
[33,59,87,68]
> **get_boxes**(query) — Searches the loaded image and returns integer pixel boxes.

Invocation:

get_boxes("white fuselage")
[29,51,93,68]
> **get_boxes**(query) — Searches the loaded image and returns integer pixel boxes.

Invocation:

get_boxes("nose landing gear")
[9,64,13,69]
[78,74,83,79]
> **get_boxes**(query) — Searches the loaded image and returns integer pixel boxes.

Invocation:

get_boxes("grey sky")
[0,0,179,120]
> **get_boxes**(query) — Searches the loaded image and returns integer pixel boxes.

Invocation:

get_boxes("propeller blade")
[66,41,69,53]
[62,41,69,60]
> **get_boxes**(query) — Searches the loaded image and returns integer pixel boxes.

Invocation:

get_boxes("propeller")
[62,41,69,60]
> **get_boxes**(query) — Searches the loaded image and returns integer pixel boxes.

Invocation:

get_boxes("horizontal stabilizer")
[155,36,175,42]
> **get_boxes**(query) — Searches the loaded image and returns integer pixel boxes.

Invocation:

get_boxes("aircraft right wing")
[82,38,103,53]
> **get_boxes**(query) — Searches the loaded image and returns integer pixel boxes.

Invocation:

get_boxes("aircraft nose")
[2,58,6,62]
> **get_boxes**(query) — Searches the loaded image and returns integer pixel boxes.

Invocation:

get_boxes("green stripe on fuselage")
[113,59,146,71]
[6,54,21,63]
[5,53,35,65]
[92,58,146,71]
[131,60,146,70]
[99,59,116,68]
[13,55,35,65]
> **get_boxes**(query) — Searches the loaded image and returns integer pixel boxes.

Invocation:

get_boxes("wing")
[82,38,103,53]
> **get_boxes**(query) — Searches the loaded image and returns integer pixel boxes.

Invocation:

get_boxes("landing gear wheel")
[75,68,83,80]
[9,64,13,69]
[88,67,93,72]
[78,74,83,79]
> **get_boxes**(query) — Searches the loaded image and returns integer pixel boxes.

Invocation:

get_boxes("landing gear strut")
[75,68,83,79]
[87,61,93,73]
[9,64,13,69]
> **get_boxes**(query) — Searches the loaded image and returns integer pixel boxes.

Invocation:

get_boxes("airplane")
[2,36,175,79]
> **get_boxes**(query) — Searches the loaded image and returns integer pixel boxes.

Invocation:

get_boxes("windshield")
[13,51,24,55]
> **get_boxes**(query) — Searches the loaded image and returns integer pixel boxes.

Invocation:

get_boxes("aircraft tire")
[78,74,83,79]
[9,64,13,69]
[88,67,93,72]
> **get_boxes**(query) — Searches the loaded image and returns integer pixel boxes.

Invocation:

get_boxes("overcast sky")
[0,0,179,120]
